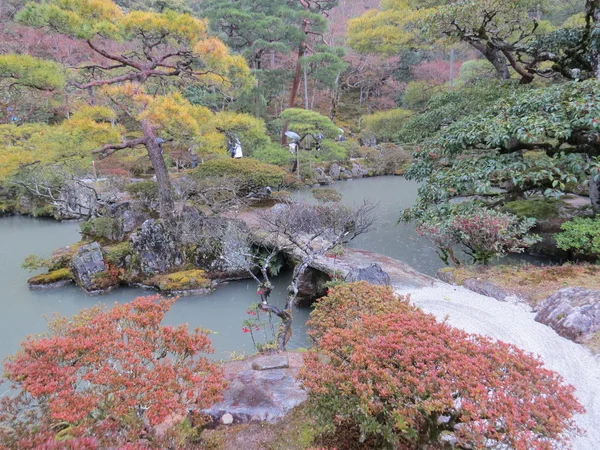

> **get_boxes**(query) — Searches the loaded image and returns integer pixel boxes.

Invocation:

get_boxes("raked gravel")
[394,282,600,450]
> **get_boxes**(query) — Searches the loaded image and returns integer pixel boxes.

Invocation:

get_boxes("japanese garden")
[1,0,600,448]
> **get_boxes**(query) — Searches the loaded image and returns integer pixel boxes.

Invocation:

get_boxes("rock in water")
[70,242,111,293]
[535,287,600,342]
[345,263,391,286]
[130,219,184,276]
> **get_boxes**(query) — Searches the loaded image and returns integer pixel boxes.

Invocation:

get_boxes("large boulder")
[203,353,306,424]
[295,267,331,307]
[535,287,600,342]
[70,242,114,293]
[345,263,391,286]
[351,162,368,178]
[104,201,150,241]
[130,219,184,276]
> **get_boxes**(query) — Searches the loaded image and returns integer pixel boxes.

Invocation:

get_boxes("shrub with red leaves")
[0,296,226,449]
[303,282,584,450]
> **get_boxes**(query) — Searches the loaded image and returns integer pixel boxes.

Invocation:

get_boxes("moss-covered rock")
[147,269,212,294]
[504,198,560,220]
[104,242,133,267]
[28,268,73,288]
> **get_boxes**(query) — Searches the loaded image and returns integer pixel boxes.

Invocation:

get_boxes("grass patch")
[148,270,211,292]
[28,268,73,285]
[451,263,600,305]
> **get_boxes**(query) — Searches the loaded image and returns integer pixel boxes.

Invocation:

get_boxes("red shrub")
[303,283,584,449]
[0,296,226,449]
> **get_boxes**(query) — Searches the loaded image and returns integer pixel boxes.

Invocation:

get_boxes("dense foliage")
[303,282,584,449]
[190,158,288,193]
[0,296,226,449]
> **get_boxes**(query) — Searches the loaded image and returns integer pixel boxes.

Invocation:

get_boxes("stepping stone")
[251,355,289,371]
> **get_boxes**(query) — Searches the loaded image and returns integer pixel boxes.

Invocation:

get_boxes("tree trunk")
[469,42,510,80]
[141,119,174,219]
[587,0,600,79]
[590,173,600,213]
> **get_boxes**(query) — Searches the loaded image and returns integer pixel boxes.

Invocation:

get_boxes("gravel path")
[395,283,600,450]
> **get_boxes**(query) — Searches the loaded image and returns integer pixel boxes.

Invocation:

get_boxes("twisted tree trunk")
[141,119,174,219]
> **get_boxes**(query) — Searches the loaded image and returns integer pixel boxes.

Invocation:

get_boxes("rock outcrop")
[130,219,184,276]
[295,267,331,307]
[70,242,114,294]
[535,287,600,342]
[203,353,306,424]
[345,263,391,285]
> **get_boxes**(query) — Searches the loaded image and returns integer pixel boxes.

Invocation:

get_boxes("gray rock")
[203,354,307,424]
[130,220,184,276]
[105,201,149,240]
[251,355,290,371]
[535,287,600,342]
[351,162,368,178]
[345,263,391,286]
[329,163,341,179]
[462,278,508,302]
[70,242,111,293]
[296,267,331,307]
[56,181,99,220]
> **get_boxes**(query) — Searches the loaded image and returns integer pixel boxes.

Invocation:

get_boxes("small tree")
[303,282,585,449]
[257,200,375,349]
[0,296,226,449]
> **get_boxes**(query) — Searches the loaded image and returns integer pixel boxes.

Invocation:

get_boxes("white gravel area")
[394,282,600,450]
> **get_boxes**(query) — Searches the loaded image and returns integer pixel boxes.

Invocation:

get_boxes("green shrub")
[253,144,294,166]
[361,108,413,141]
[191,158,287,193]
[125,180,158,203]
[402,81,444,109]
[556,217,600,256]
[104,242,133,266]
[80,217,119,242]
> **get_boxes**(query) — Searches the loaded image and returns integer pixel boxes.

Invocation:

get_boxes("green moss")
[0,200,16,215]
[148,269,211,291]
[80,217,119,242]
[28,268,73,285]
[104,242,133,266]
[504,198,559,220]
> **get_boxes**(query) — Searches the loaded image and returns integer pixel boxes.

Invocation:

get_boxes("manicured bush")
[556,216,600,256]
[191,157,287,193]
[361,108,413,141]
[303,282,584,450]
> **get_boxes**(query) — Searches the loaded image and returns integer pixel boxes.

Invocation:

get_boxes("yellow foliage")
[347,1,432,55]
[0,54,65,90]
[121,10,207,45]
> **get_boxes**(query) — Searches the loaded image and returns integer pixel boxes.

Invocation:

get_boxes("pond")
[0,176,542,363]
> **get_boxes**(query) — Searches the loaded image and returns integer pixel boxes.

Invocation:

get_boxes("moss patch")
[450,263,600,305]
[28,268,73,285]
[503,198,560,220]
[148,270,211,292]
[104,242,133,266]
